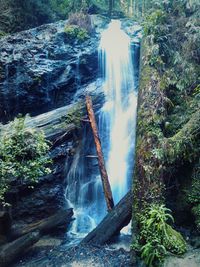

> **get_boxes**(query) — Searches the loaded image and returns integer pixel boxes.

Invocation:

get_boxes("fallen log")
[0,103,81,141]
[81,190,132,245]
[86,95,114,211]
[0,231,40,267]
[11,209,73,239]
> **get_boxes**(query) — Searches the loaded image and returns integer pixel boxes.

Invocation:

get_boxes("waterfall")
[65,19,139,242]
[98,20,137,204]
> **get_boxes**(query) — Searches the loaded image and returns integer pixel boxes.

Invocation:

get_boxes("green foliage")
[136,204,186,266]
[143,9,166,37]
[0,117,51,203]
[64,11,93,43]
[141,239,167,267]
[64,25,89,42]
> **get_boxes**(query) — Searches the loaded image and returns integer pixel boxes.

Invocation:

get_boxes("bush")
[64,11,93,43]
[0,117,51,204]
[136,204,186,266]
[64,25,89,42]
[68,11,93,33]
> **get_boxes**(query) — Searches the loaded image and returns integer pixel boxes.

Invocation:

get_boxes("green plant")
[64,25,89,42]
[138,204,186,266]
[67,11,93,33]
[0,117,51,203]
[141,239,167,267]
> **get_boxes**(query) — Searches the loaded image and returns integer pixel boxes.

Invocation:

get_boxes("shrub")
[68,11,93,33]
[64,25,89,42]
[0,117,51,203]
[136,204,186,266]
[64,11,93,43]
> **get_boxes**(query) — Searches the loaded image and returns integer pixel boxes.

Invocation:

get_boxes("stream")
[65,19,140,245]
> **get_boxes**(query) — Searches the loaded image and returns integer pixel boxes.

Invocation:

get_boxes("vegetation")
[132,0,200,265]
[65,104,84,127]
[135,204,186,266]
[0,117,51,204]
[64,25,89,42]
[64,11,92,42]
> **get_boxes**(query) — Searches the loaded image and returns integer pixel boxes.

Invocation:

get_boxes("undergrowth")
[0,117,51,204]
[132,204,186,267]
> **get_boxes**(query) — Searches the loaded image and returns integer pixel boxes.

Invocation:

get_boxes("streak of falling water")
[98,20,137,204]
[64,19,139,243]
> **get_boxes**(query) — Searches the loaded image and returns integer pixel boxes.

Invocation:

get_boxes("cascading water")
[65,19,139,242]
[98,20,137,204]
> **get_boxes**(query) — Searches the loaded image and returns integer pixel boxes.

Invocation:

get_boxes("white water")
[99,20,137,204]
[65,20,139,241]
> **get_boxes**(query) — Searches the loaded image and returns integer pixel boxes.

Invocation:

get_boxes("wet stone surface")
[14,243,131,267]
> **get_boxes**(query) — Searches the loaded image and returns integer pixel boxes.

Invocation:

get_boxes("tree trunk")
[86,95,114,211]
[81,190,132,245]
[11,209,73,239]
[0,231,40,267]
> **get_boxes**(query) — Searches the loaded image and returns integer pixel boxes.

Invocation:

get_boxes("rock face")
[0,19,100,122]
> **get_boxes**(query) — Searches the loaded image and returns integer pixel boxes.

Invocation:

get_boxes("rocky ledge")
[0,16,109,122]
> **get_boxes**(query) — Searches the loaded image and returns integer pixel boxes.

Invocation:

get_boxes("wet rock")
[13,243,131,267]
[0,18,106,122]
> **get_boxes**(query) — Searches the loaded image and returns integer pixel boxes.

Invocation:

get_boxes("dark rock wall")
[0,20,99,123]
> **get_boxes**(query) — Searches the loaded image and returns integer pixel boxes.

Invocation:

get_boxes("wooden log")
[11,209,73,239]
[0,231,40,267]
[81,190,132,245]
[86,95,114,211]
[0,103,81,141]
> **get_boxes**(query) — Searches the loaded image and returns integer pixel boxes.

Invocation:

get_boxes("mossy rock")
[164,225,187,255]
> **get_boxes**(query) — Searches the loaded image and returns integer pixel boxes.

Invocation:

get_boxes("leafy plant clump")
[0,117,51,203]
[64,25,89,42]
[64,11,93,43]
[134,204,186,267]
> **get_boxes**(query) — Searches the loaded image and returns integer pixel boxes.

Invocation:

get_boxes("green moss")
[164,225,187,254]
[65,104,84,128]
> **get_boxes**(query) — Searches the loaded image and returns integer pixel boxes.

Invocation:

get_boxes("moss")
[65,103,84,128]
[164,225,187,254]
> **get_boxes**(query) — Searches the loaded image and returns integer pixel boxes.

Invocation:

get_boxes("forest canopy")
[1,0,198,34]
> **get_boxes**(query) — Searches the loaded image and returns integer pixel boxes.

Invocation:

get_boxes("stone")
[0,18,107,123]
[164,249,200,267]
